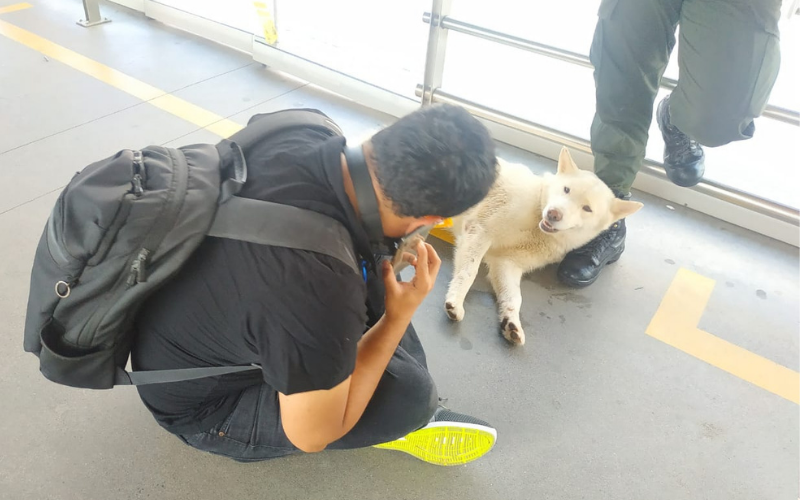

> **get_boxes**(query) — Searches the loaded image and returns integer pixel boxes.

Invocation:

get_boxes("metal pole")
[421,0,452,106]
[77,0,111,28]
[415,84,799,227]
[422,14,799,126]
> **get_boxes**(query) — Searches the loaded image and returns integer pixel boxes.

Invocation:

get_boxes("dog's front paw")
[445,301,465,322]
[500,317,525,345]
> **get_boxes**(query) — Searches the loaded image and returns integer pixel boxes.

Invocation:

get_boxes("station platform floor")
[0,2,797,499]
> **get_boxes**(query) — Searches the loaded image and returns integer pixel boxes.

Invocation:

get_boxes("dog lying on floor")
[443,147,643,345]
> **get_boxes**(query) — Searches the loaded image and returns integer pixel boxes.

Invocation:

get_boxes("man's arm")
[278,242,441,452]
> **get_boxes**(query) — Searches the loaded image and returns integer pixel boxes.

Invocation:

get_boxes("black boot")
[657,95,705,187]
[557,218,627,288]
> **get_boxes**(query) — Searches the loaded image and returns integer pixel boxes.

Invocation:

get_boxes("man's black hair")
[370,103,497,218]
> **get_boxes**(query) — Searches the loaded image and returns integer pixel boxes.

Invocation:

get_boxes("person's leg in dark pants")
[328,323,438,449]
[667,0,781,149]
[590,0,682,194]
[397,322,428,368]
[558,0,782,288]
[177,324,438,462]
[334,324,496,466]
[656,0,781,187]
[558,0,681,288]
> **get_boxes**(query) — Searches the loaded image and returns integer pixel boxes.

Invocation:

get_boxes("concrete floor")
[0,2,798,500]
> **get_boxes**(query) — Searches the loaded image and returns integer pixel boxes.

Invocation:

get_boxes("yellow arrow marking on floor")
[647,268,799,404]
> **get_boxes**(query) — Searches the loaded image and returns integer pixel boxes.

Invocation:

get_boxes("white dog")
[444,147,643,345]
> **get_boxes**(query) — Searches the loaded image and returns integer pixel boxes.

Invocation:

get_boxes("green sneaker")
[373,407,497,466]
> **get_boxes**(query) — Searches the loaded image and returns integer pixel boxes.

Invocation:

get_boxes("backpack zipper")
[132,151,145,197]
[126,147,188,287]
[126,248,150,286]
[127,150,148,284]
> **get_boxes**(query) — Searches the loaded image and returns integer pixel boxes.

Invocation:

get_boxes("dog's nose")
[546,208,562,222]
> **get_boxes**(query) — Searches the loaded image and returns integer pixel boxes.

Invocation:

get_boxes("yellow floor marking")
[647,268,799,404]
[148,94,243,137]
[0,9,243,137]
[0,2,31,15]
[430,227,455,245]
[429,219,455,244]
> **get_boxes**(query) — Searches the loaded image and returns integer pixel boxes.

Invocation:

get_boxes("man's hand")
[383,241,442,325]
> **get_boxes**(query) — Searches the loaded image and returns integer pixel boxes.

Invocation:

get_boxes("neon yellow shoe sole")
[373,422,497,466]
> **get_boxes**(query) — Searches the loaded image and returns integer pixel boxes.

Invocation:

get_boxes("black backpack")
[23,109,360,390]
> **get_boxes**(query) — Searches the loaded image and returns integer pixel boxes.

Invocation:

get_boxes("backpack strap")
[213,109,356,271]
[208,195,360,274]
[116,364,262,386]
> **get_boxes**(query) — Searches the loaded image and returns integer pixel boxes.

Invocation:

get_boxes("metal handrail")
[423,13,800,126]
[415,84,800,227]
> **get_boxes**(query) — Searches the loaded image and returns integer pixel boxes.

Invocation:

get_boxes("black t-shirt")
[131,127,385,435]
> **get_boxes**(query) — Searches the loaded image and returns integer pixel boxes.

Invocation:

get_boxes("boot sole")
[664,163,704,187]
[373,422,497,466]
[558,244,624,289]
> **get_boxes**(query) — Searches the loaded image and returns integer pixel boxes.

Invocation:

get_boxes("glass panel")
[154,0,263,33]
[151,1,429,99]
[273,0,429,99]
[450,1,597,57]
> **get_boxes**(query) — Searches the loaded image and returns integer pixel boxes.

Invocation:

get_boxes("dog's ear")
[557,147,579,175]
[611,199,644,221]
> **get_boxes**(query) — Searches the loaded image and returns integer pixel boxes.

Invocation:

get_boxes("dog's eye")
[564,187,570,194]
[583,205,592,213]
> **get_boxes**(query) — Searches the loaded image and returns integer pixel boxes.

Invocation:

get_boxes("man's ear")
[420,215,444,227]
[399,216,443,237]
[611,199,644,221]
[402,216,444,236]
